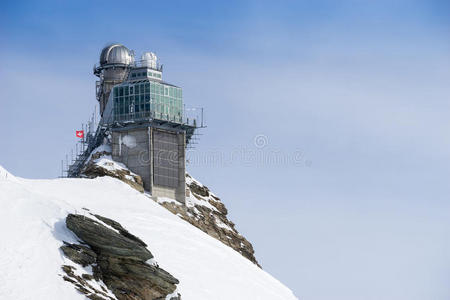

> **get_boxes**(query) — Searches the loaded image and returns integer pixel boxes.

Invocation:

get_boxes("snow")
[63,259,117,299]
[0,165,19,183]
[94,155,126,172]
[214,216,234,231]
[92,144,112,154]
[85,144,112,163]
[121,135,137,148]
[185,192,217,212]
[86,148,140,184]
[156,197,181,205]
[0,166,298,300]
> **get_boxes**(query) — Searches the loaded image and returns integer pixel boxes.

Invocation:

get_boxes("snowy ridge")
[0,166,298,300]
[155,173,261,266]
[185,175,221,212]
[0,165,19,183]
[85,144,139,183]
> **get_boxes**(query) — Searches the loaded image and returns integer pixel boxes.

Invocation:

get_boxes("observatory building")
[69,44,202,203]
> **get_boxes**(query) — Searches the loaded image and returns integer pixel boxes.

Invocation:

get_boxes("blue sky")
[1,1,449,299]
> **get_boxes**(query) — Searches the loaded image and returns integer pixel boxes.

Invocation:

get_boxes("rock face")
[80,145,260,267]
[62,213,180,300]
[157,174,260,267]
[82,150,145,193]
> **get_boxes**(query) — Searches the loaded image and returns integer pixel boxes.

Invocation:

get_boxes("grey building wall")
[111,126,186,203]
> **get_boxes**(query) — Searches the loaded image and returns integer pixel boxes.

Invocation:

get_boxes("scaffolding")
[60,105,205,178]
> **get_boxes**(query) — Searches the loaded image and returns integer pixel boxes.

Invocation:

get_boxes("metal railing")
[133,59,163,72]
[113,110,202,127]
[110,100,204,128]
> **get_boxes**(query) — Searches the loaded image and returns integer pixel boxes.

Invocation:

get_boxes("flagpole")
[82,123,85,154]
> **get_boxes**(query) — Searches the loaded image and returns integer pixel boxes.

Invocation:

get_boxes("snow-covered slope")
[0,167,297,300]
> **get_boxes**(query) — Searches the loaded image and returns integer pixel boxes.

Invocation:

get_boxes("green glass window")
[124,98,129,114]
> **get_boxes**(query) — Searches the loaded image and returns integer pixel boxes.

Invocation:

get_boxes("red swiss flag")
[76,130,84,139]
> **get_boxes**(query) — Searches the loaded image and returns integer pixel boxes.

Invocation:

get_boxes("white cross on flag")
[76,130,84,139]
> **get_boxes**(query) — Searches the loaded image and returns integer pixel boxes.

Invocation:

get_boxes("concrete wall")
[111,127,152,190]
[111,126,186,203]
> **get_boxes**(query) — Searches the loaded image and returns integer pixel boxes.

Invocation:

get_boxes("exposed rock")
[156,174,260,267]
[79,145,259,267]
[82,150,145,193]
[62,213,180,300]
[97,256,178,299]
[66,214,152,261]
[93,214,148,247]
[61,264,115,300]
[60,242,97,267]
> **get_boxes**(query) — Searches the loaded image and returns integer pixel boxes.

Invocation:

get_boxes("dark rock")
[66,214,152,261]
[62,213,179,300]
[99,255,178,299]
[82,273,95,281]
[61,265,115,300]
[61,242,97,267]
[156,174,261,267]
[93,214,147,247]
[187,176,210,197]
[82,151,144,193]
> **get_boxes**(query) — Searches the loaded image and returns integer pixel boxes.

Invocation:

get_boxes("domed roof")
[100,44,134,66]
[141,52,158,68]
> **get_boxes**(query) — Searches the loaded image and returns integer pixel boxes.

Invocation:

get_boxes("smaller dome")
[100,44,134,66]
[141,52,158,69]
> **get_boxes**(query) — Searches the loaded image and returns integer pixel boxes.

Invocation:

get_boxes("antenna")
[201,108,204,128]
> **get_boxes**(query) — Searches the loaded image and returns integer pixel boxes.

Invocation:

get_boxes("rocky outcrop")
[156,174,260,267]
[61,213,180,300]
[80,145,259,267]
[82,150,145,193]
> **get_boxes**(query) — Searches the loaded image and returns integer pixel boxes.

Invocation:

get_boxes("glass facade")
[130,71,162,79]
[112,80,182,123]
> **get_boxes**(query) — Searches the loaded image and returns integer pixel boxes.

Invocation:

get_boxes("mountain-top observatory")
[68,43,203,203]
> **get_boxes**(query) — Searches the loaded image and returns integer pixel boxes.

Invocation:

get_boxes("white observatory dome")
[141,52,158,69]
[100,44,134,66]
